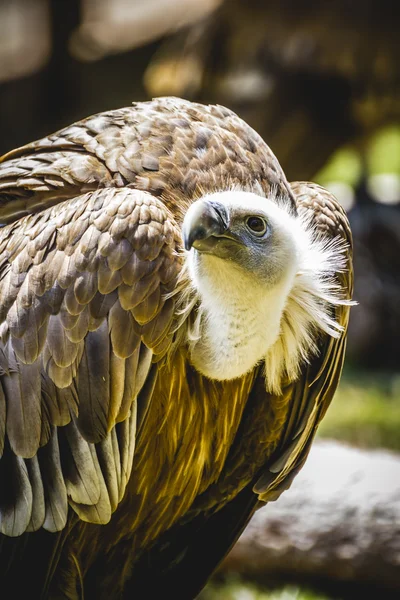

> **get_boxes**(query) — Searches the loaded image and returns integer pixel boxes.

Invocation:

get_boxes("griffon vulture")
[0,97,353,599]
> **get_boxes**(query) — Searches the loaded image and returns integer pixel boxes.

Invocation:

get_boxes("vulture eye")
[245,216,268,236]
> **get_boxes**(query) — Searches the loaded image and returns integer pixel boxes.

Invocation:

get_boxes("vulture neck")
[187,256,295,382]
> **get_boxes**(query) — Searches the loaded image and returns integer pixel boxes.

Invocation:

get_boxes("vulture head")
[182,189,348,389]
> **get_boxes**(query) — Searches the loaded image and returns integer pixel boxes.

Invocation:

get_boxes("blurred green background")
[0,1,399,598]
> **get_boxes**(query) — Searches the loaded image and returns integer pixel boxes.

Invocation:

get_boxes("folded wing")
[0,187,181,536]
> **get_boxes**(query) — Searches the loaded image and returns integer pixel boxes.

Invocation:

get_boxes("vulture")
[0,97,353,599]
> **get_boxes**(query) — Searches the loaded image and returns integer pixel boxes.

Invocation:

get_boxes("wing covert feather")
[0,187,182,534]
[0,98,294,226]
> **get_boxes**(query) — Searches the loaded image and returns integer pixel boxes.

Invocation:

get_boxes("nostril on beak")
[184,224,208,251]
[182,200,228,250]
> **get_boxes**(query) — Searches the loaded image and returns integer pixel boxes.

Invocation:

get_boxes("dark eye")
[245,216,267,236]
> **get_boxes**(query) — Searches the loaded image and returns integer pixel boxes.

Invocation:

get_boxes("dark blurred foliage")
[0,0,399,372]
[347,180,400,369]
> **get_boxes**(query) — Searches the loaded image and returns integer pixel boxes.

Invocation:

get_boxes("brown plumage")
[0,97,353,599]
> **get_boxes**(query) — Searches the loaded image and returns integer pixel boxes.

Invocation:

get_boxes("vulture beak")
[182,199,229,251]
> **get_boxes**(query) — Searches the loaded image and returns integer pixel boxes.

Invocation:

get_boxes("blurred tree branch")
[69,0,222,61]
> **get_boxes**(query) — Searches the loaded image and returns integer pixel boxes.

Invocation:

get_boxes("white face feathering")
[180,189,351,393]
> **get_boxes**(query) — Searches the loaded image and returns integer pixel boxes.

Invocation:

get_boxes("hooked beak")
[182,199,229,251]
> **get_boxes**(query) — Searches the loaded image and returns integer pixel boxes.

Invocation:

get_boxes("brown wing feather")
[0,186,182,536]
[0,98,294,226]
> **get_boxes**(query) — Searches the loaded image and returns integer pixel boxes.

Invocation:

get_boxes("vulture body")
[0,97,353,599]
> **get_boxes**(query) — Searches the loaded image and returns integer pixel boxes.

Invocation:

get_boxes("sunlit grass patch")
[200,579,330,600]
[317,368,400,451]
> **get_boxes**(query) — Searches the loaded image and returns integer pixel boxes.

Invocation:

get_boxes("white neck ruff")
[172,199,352,393]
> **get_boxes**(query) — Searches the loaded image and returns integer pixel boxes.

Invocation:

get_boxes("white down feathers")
[180,190,351,393]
